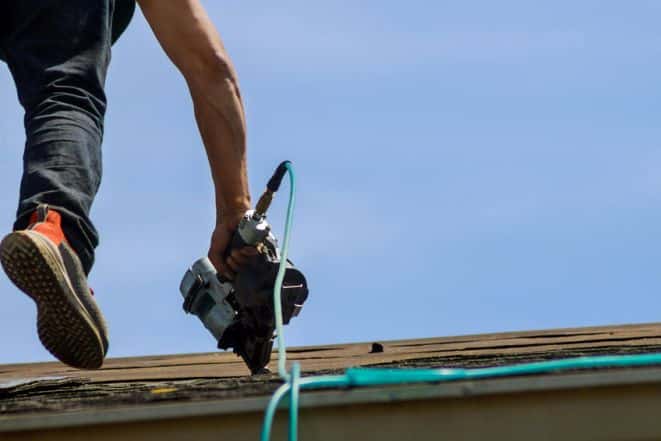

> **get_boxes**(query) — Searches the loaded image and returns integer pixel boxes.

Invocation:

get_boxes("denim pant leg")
[2,0,115,274]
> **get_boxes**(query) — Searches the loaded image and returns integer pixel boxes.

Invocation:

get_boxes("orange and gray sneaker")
[0,205,108,369]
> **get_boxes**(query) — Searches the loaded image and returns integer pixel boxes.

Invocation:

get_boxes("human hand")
[208,223,258,280]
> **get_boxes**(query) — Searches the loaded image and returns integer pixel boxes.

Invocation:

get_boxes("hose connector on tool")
[236,161,292,247]
[254,161,291,218]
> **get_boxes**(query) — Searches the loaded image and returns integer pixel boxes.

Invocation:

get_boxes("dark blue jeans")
[0,0,135,274]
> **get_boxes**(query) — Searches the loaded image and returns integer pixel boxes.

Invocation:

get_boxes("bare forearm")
[138,0,251,227]
[189,76,250,226]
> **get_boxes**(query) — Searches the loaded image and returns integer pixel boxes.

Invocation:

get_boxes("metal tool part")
[180,257,235,341]
[180,161,309,374]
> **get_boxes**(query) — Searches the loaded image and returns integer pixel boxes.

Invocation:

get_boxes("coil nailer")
[179,161,309,374]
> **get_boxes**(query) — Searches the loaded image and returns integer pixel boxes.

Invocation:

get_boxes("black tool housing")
[217,234,308,374]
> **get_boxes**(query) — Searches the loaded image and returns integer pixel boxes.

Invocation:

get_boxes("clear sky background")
[1,1,660,365]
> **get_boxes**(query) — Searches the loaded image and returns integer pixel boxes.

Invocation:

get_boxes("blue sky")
[1,1,660,365]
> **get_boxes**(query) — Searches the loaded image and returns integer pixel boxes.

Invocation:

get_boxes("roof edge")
[4,366,661,432]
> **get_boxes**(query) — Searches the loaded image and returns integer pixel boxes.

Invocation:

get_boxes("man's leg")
[0,0,114,369]
[4,0,114,274]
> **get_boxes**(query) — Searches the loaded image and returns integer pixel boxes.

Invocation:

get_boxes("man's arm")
[138,0,254,277]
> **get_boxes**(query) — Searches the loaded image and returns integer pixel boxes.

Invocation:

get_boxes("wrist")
[217,207,248,230]
[215,193,250,228]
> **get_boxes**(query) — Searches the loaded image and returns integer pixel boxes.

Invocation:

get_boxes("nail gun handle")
[232,228,250,249]
[223,229,249,261]
[216,231,248,283]
[219,208,271,282]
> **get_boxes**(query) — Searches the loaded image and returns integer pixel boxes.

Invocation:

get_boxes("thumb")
[208,226,234,279]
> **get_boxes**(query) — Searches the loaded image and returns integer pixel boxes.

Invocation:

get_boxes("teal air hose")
[273,161,296,380]
[289,363,301,441]
[261,162,661,441]
[260,382,291,441]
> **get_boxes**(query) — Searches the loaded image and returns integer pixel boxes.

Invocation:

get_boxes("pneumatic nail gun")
[179,161,309,374]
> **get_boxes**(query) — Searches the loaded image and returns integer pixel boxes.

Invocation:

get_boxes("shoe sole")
[0,231,104,369]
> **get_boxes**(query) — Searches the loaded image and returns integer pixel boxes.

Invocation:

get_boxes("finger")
[213,257,235,280]
[220,267,235,281]
[239,247,259,256]
[208,253,222,273]
[231,245,258,261]
[226,255,241,273]
[229,250,250,266]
